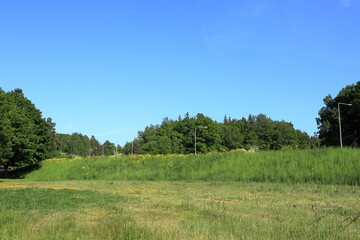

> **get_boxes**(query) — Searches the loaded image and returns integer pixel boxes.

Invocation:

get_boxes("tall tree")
[90,135,101,156]
[0,90,14,166]
[317,81,360,147]
[0,88,52,171]
[221,121,244,150]
[46,117,60,151]
[56,133,92,157]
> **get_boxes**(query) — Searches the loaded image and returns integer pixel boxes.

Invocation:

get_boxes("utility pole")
[338,102,352,148]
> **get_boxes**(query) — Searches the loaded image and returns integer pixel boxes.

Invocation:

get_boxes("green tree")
[102,140,116,156]
[317,81,360,147]
[309,132,321,149]
[126,112,310,154]
[221,122,244,150]
[175,116,195,154]
[0,88,52,171]
[90,135,101,156]
[56,133,71,154]
[0,90,14,167]
[254,114,274,150]
[195,114,222,152]
[116,144,123,154]
[271,121,299,149]
[243,115,259,149]
[46,117,60,153]
[123,142,132,155]
[56,133,91,157]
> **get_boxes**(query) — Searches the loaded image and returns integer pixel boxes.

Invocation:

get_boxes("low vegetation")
[0,180,359,239]
[20,148,360,185]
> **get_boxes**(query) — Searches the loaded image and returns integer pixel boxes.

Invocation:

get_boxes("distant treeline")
[50,113,312,157]
[123,113,314,155]
[46,118,120,157]
[53,133,121,157]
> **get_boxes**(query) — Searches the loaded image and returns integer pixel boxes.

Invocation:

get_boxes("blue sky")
[1,0,359,146]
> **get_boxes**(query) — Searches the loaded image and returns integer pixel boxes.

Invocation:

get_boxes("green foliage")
[55,133,116,157]
[0,98,14,164]
[90,135,101,156]
[56,133,90,157]
[0,88,52,169]
[0,88,113,167]
[24,148,360,185]
[103,140,116,156]
[317,81,360,146]
[134,113,309,154]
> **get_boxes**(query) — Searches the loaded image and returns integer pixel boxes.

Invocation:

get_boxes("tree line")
[46,118,121,157]
[122,113,311,155]
[1,81,359,169]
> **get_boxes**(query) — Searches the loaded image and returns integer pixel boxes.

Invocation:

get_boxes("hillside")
[23,148,360,185]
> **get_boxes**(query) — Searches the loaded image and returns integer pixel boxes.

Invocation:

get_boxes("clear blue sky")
[1,0,359,146]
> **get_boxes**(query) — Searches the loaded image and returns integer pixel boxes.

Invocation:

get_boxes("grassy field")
[1,148,359,239]
[0,180,359,239]
[22,148,360,185]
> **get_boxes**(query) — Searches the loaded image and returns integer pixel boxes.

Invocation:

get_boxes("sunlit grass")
[2,148,359,238]
[23,148,360,185]
[0,180,359,239]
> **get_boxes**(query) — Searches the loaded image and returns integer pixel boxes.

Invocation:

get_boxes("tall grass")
[24,148,360,185]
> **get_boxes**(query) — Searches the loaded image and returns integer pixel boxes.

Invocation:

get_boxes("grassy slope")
[0,180,359,240]
[24,148,360,185]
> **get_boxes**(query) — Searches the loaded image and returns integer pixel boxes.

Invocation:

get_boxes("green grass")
[1,148,359,239]
[0,183,153,240]
[0,188,128,211]
[22,148,360,185]
[0,180,359,239]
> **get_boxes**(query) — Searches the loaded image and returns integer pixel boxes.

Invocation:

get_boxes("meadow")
[23,148,360,185]
[0,148,359,239]
[0,180,359,239]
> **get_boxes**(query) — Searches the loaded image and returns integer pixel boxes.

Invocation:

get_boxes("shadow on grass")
[0,164,41,179]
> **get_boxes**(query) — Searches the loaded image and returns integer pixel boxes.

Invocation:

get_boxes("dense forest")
[123,113,311,155]
[1,81,359,169]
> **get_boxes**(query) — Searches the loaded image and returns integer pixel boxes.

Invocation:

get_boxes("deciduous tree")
[0,88,52,171]
[317,81,360,146]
